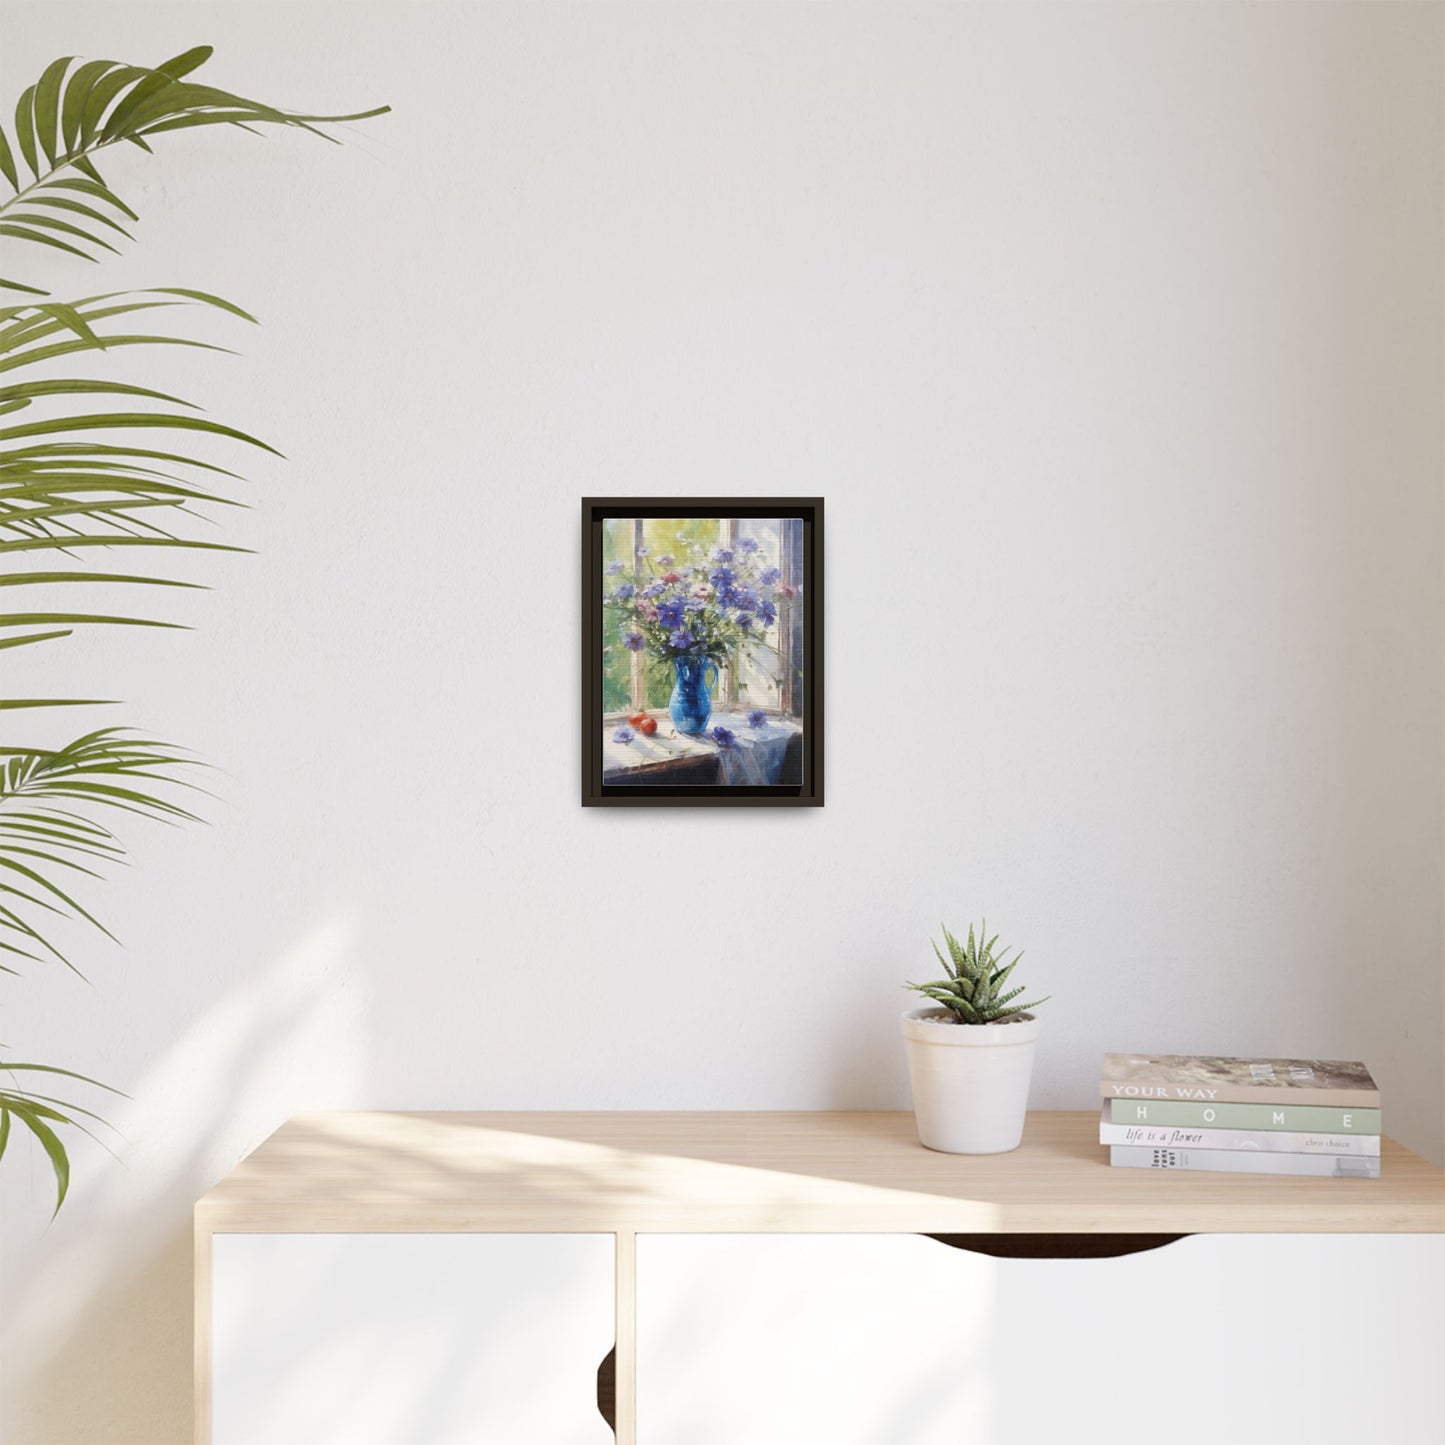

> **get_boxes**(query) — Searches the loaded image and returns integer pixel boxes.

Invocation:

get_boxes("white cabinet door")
[636,1233,1444,1445]
[212,1233,614,1445]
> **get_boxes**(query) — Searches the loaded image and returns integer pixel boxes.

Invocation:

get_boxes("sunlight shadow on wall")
[4,914,365,1445]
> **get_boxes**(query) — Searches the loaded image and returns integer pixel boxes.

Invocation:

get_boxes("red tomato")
[638,716,658,736]
[627,712,647,727]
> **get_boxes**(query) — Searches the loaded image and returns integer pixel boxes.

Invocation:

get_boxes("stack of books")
[1099,1053,1381,1178]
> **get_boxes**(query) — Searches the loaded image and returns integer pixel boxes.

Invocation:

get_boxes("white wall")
[3,2,1441,1440]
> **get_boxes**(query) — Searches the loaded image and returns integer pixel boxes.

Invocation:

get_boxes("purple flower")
[606,561,624,576]
[710,546,735,564]
[684,596,706,612]
[759,567,781,586]
[612,724,635,744]
[748,710,767,729]
[737,536,760,554]
[614,581,635,601]
[756,599,778,627]
[710,726,737,749]
[735,613,753,632]
[623,631,645,652]
[669,628,696,650]
[657,554,674,566]
[657,599,686,630]
[641,581,666,599]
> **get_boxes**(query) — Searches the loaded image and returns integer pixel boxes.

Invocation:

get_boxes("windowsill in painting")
[602,711,801,783]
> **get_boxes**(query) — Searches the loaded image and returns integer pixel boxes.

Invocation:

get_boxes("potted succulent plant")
[901,923,1050,1154]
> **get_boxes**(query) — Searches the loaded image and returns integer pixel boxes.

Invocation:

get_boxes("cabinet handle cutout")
[596,1344,616,1434]
[924,1233,1189,1259]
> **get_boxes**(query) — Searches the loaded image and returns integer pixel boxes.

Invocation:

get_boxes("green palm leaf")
[4,1103,70,1213]
[0,44,385,1213]
[0,47,388,295]
[0,290,262,712]
[0,729,202,971]
[0,1060,126,1214]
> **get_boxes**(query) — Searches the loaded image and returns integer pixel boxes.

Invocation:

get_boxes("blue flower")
[737,536,760,554]
[711,546,735,564]
[735,613,753,632]
[636,545,650,557]
[612,724,635,744]
[684,596,707,612]
[710,566,735,589]
[756,599,778,627]
[657,599,686,629]
[710,726,737,749]
[606,561,624,576]
[614,582,636,601]
[623,631,645,652]
[641,581,666,599]
[669,628,696,650]
[748,710,767,729]
[733,586,759,612]
[759,566,781,586]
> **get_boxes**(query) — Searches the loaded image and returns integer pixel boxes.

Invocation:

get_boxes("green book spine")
[1108,1098,1381,1133]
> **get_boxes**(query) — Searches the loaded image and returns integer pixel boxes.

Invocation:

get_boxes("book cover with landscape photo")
[1100,1054,1379,1107]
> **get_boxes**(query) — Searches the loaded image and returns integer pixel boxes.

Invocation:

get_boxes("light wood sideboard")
[195,1110,1445,1444]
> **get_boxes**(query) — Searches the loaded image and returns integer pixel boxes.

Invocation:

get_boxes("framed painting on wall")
[581,498,823,807]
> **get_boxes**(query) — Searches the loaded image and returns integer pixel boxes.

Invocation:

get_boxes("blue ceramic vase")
[669,656,718,734]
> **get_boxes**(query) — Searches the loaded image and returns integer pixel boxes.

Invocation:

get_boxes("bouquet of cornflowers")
[602,534,797,667]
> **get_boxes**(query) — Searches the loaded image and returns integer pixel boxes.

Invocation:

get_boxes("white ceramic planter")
[900,1007,1040,1154]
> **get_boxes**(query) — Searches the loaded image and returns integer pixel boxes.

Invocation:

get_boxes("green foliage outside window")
[600,517,722,713]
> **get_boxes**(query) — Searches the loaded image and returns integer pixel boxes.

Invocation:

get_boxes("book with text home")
[1108,1099,1380,1133]
[1099,1054,1378,1107]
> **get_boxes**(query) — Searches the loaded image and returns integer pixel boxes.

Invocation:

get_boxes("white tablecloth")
[602,710,800,786]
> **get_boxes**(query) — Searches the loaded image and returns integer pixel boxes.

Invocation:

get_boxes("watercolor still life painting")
[581,499,823,806]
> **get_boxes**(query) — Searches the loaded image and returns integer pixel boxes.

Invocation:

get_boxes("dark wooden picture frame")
[581,498,824,807]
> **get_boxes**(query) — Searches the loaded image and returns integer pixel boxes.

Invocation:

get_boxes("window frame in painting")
[580,498,824,808]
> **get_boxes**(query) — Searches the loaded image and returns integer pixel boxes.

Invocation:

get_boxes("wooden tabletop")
[195,1110,1445,1235]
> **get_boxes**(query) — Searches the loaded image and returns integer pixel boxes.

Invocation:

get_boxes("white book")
[1097,1104,1379,1156]
[1110,1145,1380,1179]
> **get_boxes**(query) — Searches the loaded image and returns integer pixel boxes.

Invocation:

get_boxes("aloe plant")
[906,922,1050,1025]
[0,46,386,1211]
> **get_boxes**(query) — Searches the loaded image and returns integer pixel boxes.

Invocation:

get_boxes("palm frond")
[0,1059,125,1213]
[0,45,386,1215]
[1,47,388,294]
[0,729,202,974]
[0,288,265,713]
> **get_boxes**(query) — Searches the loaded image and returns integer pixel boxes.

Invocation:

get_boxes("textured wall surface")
[2,3,1441,1441]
